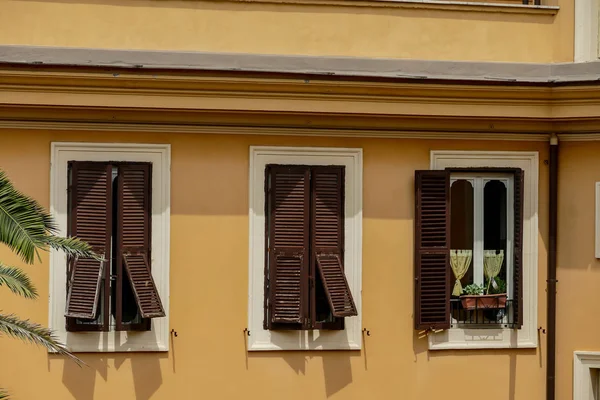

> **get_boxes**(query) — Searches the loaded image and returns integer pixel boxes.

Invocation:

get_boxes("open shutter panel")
[316,255,357,317]
[267,166,310,327]
[513,169,524,328]
[65,162,111,319]
[312,167,357,318]
[414,170,451,330]
[119,164,165,319]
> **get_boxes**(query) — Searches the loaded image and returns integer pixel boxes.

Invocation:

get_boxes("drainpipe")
[547,133,558,400]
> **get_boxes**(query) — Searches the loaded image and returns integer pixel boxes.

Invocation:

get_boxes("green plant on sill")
[462,283,484,296]
[486,277,507,295]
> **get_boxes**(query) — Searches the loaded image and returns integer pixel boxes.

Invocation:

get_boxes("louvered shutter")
[266,165,310,328]
[312,167,357,318]
[119,164,165,319]
[414,170,451,330]
[65,162,111,319]
[512,169,524,328]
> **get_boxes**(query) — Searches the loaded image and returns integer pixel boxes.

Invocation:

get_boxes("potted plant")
[460,282,507,310]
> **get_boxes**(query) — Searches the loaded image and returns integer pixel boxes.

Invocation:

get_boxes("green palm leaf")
[0,313,83,365]
[0,263,37,299]
[0,170,97,263]
[0,390,8,399]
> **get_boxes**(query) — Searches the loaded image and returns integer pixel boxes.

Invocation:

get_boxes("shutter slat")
[414,170,451,330]
[119,164,165,319]
[267,166,310,327]
[65,162,111,320]
[316,255,357,317]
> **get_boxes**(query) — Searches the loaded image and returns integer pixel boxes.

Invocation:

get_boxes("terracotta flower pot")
[460,294,507,310]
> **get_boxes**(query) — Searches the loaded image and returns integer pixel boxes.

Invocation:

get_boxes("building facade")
[1,0,600,399]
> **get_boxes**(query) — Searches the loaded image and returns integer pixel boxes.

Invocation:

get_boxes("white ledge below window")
[428,150,539,351]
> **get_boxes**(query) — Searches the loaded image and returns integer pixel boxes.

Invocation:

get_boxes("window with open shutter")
[414,168,524,331]
[66,161,164,333]
[265,165,357,330]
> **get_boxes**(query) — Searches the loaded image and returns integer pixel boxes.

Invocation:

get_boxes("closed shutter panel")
[266,165,310,328]
[414,170,451,330]
[119,164,165,319]
[312,167,357,318]
[512,169,524,328]
[65,162,111,319]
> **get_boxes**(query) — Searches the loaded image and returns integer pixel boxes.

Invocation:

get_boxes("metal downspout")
[547,133,558,400]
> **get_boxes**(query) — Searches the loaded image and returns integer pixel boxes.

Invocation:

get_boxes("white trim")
[574,351,600,400]
[429,150,539,350]
[50,142,171,352]
[575,0,599,62]
[247,146,362,351]
[595,182,600,258]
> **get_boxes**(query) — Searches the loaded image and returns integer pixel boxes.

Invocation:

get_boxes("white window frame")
[575,0,599,62]
[248,146,362,351]
[49,142,170,352]
[574,352,600,400]
[429,150,538,350]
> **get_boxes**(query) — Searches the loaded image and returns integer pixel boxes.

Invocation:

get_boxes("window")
[448,173,516,328]
[423,150,538,350]
[264,165,357,331]
[65,161,164,332]
[247,146,362,351]
[50,143,170,352]
[414,168,523,332]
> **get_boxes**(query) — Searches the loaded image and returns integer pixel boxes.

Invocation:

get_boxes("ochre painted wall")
[0,130,550,399]
[0,0,573,62]
[556,141,600,400]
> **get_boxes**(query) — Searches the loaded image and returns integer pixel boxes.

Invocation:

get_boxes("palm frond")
[0,263,37,299]
[0,313,83,366]
[0,171,55,263]
[43,235,99,261]
[0,170,97,263]
[0,390,8,399]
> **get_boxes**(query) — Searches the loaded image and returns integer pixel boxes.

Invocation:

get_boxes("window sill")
[428,327,537,350]
[222,0,559,15]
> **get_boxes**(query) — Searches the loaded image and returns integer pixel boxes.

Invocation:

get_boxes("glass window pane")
[450,179,474,292]
[483,180,507,295]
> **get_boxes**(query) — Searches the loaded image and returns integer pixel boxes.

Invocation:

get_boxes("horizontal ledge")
[216,0,559,14]
[0,120,551,140]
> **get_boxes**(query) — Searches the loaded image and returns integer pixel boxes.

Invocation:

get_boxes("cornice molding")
[3,64,600,138]
[0,120,551,141]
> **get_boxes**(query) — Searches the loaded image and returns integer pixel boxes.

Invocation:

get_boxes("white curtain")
[484,250,504,293]
[450,249,472,296]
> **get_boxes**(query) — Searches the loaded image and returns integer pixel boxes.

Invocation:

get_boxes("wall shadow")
[57,352,167,399]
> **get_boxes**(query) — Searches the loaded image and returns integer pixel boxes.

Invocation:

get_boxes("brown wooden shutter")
[312,167,357,318]
[119,164,165,319]
[414,170,451,330]
[65,162,112,319]
[316,255,357,317]
[512,169,524,328]
[266,165,310,328]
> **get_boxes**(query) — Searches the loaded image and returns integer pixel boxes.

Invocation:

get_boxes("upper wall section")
[0,0,572,63]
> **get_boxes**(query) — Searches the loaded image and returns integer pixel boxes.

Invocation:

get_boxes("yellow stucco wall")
[0,0,573,62]
[0,130,552,399]
[556,141,600,400]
